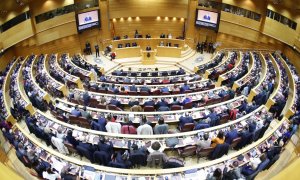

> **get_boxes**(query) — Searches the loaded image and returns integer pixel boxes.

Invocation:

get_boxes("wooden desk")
[247,52,267,102]
[112,38,185,51]
[266,53,281,110]
[156,46,181,58]
[141,50,156,65]
[13,114,287,176]
[115,46,141,59]
[216,51,242,87]
[3,58,19,124]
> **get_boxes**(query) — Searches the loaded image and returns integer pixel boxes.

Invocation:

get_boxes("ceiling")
[0,0,299,15]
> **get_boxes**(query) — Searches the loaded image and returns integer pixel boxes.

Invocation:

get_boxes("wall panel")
[0,20,34,49]
[0,48,15,72]
[112,17,185,38]
[218,20,260,42]
[263,18,297,46]
[29,0,74,16]
[35,21,77,45]
[109,0,188,18]
[35,12,76,33]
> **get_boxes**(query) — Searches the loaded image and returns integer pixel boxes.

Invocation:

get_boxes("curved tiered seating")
[1,48,299,180]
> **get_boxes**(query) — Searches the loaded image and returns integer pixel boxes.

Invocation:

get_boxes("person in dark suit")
[156,98,168,110]
[83,91,91,106]
[171,97,181,106]
[140,83,150,93]
[179,116,194,129]
[66,130,79,148]
[180,83,190,93]
[130,84,137,92]
[143,98,155,107]
[71,105,81,117]
[225,125,239,144]
[95,44,100,58]
[91,115,107,131]
[109,96,122,109]
[98,137,114,156]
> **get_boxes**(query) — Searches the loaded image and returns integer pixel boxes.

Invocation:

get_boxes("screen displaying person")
[84,14,92,23]
[203,13,211,21]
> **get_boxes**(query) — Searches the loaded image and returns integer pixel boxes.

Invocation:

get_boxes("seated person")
[140,83,150,93]
[129,84,137,92]
[144,98,155,107]
[225,125,239,144]
[160,33,166,38]
[66,130,79,148]
[159,41,164,46]
[146,46,152,51]
[154,117,169,134]
[91,115,107,131]
[146,34,151,38]
[109,96,122,109]
[98,137,114,156]
[171,97,181,106]
[70,105,81,117]
[147,141,168,167]
[211,131,225,148]
[182,95,191,105]
[180,83,190,92]
[105,115,121,134]
[156,98,169,109]
[161,86,169,93]
[128,97,139,107]
[179,116,194,129]
[125,43,131,47]
[132,42,138,47]
[196,133,211,150]
[137,116,153,135]
[121,117,137,134]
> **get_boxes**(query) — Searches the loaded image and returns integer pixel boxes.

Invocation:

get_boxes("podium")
[141,50,156,65]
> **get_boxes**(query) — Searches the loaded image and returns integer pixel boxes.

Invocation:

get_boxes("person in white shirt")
[105,115,121,134]
[43,168,61,180]
[137,116,153,135]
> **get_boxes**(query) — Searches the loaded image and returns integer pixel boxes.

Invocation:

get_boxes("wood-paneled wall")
[222,0,266,14]
[109,0,188,18]
[13,35,81,56]
[215,32,284,51]
[112,17,185,38]
[29,0,74,17]
[263,18,298,46]
[0,20,34,49]
[0,48,15,72]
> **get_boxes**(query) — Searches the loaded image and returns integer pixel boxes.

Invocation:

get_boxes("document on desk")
[51,157,66,174]
[104,174,116,180]
[183,136,194,145]
[83,170,96,180]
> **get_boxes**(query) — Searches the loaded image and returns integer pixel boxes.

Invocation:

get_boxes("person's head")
[100,136,106,144]
[75,105,79,110]
[57,126,63,134]
[173,97,177,101]
[158,117,164,125]
[83,106,87,111]
[151,141,161,151]
[213,168,222,179]
[203,133,209,141]
[230,125,235,131]
[141,116,147,124]
[18,142,23,150]
[260,153,267,162]
[67,130,73,136]
[232,161,239,167]
[131,144,138,151]
[217,131,224,139]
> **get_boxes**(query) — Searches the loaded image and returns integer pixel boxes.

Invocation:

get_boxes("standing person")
[95,44,100,57]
